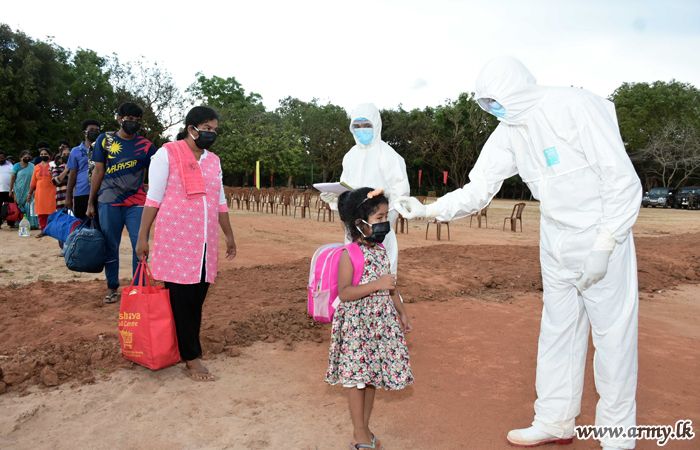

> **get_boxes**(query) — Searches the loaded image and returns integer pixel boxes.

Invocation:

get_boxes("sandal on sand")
[349,443,375,449]
[182,367,216,382]
[103,292,121,304]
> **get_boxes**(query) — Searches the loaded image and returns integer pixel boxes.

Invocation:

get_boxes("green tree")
[110,56,186,147]
[54,48,119,144]
[612,80,700,189]
[0,24,64,152]
[611,80,700,154]
[277,97,354,182]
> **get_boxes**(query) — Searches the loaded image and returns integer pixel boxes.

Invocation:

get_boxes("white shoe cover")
[507,426,573,447]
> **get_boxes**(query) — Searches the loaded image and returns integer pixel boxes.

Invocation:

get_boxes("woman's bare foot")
[182,358,215,382]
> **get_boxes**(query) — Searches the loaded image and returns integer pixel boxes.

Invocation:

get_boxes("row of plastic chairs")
[223,187,336,221]
[394,200,526,241]
[223,188,524,237]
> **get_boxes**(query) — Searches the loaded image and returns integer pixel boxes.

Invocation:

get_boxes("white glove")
[320,192,338,211]
[575,235,616,292]
[395,196,441,219]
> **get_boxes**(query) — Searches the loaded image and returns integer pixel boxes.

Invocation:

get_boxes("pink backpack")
[308,242,365,322]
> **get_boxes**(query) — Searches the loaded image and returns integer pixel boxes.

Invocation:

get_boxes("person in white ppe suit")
[321,103,410,275]
[396,57,641,450]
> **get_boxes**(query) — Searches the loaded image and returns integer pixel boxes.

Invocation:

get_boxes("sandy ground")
[0,198,699,449]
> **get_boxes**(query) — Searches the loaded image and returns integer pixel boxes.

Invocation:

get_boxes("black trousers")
[165,258,210,361]
[73,195,90,220]
[0,192,16,227]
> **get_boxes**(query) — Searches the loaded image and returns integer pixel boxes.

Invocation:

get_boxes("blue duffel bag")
[43,208,82,243]
[64,218,106,273]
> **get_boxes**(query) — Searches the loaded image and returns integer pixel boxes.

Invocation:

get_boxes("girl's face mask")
[357,220,391,243]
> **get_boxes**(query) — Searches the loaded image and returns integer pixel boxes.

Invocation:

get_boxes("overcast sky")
[4,0,700,113]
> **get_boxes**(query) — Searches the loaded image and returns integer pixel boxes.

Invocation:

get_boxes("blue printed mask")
[489,101,506,118]
[355,128,374,145]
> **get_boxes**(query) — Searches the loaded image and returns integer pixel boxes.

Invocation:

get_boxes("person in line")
[32,141,52,166]
[320,103,410,276]
[66,119,101,219]
[135,106,236,382]
[51,140,70,169]
[0,150,15,229]
[52,147,72,210]
[327,187,413,450]
[10,150,38,229]
[27,148,56,236]
[87,103,156,304]
[51,147,72,255]
[397,56,641,450]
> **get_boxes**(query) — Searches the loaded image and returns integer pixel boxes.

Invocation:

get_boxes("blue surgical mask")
[355,128,374,145]
[490,101,506,118]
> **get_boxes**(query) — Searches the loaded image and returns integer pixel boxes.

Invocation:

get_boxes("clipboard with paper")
[312,182,355,195]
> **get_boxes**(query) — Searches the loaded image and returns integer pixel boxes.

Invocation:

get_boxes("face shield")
[478,98,506,119]
[352,117,374,145]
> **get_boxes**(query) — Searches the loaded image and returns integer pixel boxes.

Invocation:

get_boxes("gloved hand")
[395,196,441,219]
[320,192,338,211]
[575,250,613,292]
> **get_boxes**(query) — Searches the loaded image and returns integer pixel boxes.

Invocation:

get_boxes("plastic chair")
[470,203,489,228]
[503,202,526,232]
[229,187,241,209]
[317,200,335,222]
[277,190,293,216]
[250,188,263,212]
[263,189,276,213]
[426,219,450,241]
[294,192,312,218]
[395,213,409,234]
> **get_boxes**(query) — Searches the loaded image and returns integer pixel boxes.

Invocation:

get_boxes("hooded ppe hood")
[475,56,546,126]
[350,103,382,148]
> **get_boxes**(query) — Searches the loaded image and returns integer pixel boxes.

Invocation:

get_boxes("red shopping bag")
[118,260,180,370]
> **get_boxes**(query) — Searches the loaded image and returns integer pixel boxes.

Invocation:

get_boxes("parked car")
[675,186,700,209]
[642,187,676,208]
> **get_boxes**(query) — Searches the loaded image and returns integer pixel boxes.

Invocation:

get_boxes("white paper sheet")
[313,182,354,195]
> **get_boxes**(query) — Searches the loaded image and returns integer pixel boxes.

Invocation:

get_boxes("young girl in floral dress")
[326,187,413,450]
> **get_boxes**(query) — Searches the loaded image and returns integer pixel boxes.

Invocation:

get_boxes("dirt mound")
[0,261,329,394]
[2,233,700,394]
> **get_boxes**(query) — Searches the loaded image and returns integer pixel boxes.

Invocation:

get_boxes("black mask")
[121,120,141,135]
[87,130,101,142]
[62,155,70,164]
[41,155,50,162]
[191,127,217,150]
[0,159,5,165]
[358,220,391,244]
[23,158,31,163]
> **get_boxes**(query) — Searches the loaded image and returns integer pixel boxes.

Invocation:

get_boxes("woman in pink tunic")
[136,106,236,382]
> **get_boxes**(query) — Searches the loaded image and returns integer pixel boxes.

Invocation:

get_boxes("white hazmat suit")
[397,57,641,449]
[334,103,410,275]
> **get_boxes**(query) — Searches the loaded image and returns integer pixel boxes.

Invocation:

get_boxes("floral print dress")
[325,243,413,391]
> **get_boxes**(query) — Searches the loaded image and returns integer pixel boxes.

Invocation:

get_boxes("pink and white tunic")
[145,146,228,284]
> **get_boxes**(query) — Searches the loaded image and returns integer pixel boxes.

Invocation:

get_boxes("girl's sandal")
[349,444,375,449]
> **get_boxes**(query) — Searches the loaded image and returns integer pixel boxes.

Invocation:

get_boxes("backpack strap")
[102,132,115,168]
[344,242,365,286]
[87,132,114,185]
